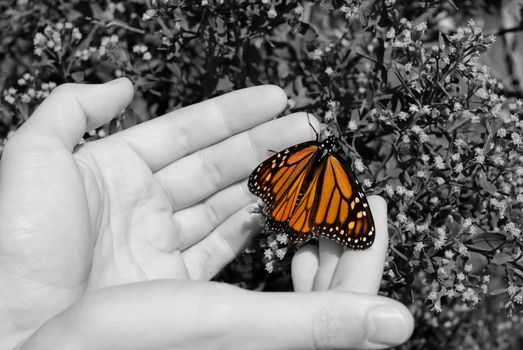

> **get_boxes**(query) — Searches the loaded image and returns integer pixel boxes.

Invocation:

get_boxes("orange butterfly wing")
[249,137,375,250]
[287,162,324,241]
[248,141,319,223]
[310,154,374,249]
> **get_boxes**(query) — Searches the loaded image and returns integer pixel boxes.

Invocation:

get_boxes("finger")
[313,238,344,291]
[7,78,133,151]
[330,196,389,294]
[0,79,133,293]
[111,85,288,171]
[291,245,319,292]
[156,112,319,211]
[171,181,252,250]
[182,204,260,280]
[20,280,413,350]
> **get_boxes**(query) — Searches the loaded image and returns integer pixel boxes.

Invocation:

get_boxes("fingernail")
[365,305,411,347]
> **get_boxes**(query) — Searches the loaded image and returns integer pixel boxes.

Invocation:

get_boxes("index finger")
[330,195,390,293]
[110,85,288,172]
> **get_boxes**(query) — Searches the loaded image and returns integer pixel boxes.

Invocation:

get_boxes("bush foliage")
[1,0,523,348]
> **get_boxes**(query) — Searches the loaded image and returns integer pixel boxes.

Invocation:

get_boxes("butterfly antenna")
[306,112,320,141]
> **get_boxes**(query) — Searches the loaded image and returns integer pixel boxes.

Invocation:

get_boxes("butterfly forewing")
[248,141,318,212]
[287,162,325,242]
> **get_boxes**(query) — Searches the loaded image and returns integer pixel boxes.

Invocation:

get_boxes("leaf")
[70,71,84,83]
[89,2,105,21]
[492,251,512,265]
[373,38,384,64]
[216,77,234,93]
[478,173,498,196]
[489,288,508,296]
[297,22,317,39]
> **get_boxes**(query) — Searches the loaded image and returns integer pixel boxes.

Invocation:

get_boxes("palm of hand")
[78,140,187,288]
[0,140,184,333]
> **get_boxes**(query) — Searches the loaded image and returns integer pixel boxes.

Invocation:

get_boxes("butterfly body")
[248,136,375,250]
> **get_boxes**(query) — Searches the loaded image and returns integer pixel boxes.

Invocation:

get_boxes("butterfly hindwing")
[309,154,375,249]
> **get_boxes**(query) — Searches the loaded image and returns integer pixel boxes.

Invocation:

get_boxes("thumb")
[19,280,413,350]
[8,78,134,151]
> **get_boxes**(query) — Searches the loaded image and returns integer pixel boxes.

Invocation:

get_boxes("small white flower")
[267,8,277,18]
[415,22,427,32]
[396,111,408,121]
[72,27,82,41]
[386,28,396,39]
[264,249,274,260]
[434,155,445,169]
[312,49,323,60]
[454,138,467,148]
[458,244,468,257]
[396,213,408,223]
[435,177,445,186]
[275,248,287,260]
[265,261,274,273]
[353,159,365,173]
[133,44,148,54]
[474,148,485,164]
[475,87,489,99]
[428,291,439,301]
[464,263,473,273]
[409,104,419,113]
[511,132,522,146]
[276,233,288,244]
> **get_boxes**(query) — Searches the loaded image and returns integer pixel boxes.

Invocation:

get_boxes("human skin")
[0,78,413,349]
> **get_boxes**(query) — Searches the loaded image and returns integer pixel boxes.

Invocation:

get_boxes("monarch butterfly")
[248,136,375,250]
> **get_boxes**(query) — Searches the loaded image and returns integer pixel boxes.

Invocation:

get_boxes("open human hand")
[0,79,413,349]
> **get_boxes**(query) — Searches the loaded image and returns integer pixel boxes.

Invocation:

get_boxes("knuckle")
[170,215,185,246]
[50,83,77,98]
[200,149,223,190]
[311,307,337,349]
[310,303,366,349]
[204,202,221,228]
[170,117,191,156]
